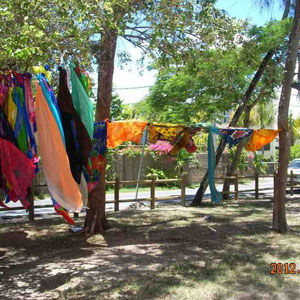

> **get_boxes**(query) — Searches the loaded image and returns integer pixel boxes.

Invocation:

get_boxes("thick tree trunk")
[273,1,300,234]
[84,31,117,235]
[191,2,291,207]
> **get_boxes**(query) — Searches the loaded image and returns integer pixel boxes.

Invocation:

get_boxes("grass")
[1,197,300,299]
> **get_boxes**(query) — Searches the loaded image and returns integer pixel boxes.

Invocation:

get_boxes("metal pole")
[135,129,148,200]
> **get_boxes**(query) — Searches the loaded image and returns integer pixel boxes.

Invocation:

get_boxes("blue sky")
[99,0,299,116]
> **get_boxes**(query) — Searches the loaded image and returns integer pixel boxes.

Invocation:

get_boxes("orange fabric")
[246,129,279,152]
[106,120,147,148]
[36,84,82,212]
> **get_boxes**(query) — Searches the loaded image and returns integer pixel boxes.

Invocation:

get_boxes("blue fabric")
[218,128,253,147]
[208,127,222,204]
[92,121,107,155]
[37,75,65,145]
[83,121,107,185]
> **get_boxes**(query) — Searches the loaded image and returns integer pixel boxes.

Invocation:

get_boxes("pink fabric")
[0,138,35,201]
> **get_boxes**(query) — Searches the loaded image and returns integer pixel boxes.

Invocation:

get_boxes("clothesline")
[0,65,280,225]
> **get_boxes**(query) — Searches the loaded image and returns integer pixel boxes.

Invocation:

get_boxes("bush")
[290,144,300,161]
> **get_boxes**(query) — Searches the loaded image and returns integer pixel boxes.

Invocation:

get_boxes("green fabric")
[70,63,94,138]
[13,87,28,154]
[208,126,222,203]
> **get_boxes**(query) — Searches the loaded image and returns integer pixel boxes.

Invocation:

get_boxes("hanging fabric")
[35,75,82,212]
[70,62,94,138]
[148,123,185,144]
[106,120,147,148]
[0,137,35,205]
[0,106,16,144]
[83,121,107,192]
[218,128,253,147]
[57,67,92,184]
[246,129,279,152]
[6,87,17,130]
[207,127,222,204]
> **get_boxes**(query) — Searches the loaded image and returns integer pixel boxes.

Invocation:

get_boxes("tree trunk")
[191,51,274,206]
[273,1,300,234]
[84,30,117,235]
[222,108,251,199]
[222,71,276,198]
[191,1,291,207]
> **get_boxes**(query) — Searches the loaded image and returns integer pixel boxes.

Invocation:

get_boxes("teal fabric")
[38,75,65,145]
[208,127,222,203]
[70,63,94,138]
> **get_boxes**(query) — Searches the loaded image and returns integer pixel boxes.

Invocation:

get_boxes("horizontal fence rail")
[1,171,300,222]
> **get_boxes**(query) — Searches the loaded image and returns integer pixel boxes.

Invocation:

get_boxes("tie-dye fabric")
[107,120,147,148]
[218,128,253,147]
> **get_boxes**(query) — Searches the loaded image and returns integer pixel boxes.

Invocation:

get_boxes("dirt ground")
[1,197,300,300]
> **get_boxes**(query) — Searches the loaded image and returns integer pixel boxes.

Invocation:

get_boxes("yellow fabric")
[36,83,82,212]
[148,123,185,144]
[170,130,190,156]
[7,88,17,130]
[107,120,148,148]
[246,129,279,152]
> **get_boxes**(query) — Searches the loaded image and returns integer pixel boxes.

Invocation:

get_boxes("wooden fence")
[1,171,300,222]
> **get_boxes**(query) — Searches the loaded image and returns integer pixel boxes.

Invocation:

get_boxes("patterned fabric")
[36,76,82,212]
[170,129,190,156]
[52,198,75,225]
[0,137,35,203]
[0,84,8,107]
[149,123,200,156]
[23,73,36,133]
[106,120,147,148]
[218,128,253,147]
[148,123,184,144]
[84,121,107,192]
[6,87,17,130]
[0,106,16,144]
[12,87,28,154]
[246,129,279,152]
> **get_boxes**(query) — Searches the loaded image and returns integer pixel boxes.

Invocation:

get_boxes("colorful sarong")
[57,67,92,184]
[84,121,107,192]
[0,137,35,203]
[107,120,147,148]
[246,129,279,152]
[70,62,94,138]
[218,128,253,147]
[35,77,82,212]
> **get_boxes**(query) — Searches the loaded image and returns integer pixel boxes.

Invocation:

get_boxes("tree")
[0,1,92,69]
[81,0,248,234]
[144,20,290,125]
[2,0,243,234]
[191,0,293,206]
[273,0,300,234]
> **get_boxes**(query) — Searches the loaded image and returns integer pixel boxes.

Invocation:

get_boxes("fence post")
[291,170,294,196]
[234,173,239,200]
[151,175,155,209]
[255,171,259,199]
[114,177,120,212]
[181,173,186,207]
[29,186,34,222]
[273,171,277,199]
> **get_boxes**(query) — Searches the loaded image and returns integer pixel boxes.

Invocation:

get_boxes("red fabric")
[0,138,35,201]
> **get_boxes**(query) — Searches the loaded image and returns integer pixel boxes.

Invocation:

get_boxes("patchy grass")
[1,198,300,299]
